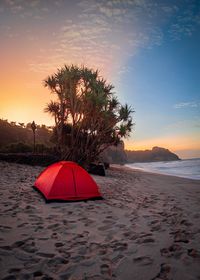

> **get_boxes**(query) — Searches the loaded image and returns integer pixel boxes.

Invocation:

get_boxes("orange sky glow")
[1,0,200,159]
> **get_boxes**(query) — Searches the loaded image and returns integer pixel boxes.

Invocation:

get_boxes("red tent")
[34,161,102,201]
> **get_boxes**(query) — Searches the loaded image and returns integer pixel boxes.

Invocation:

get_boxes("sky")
[0,0,200,158]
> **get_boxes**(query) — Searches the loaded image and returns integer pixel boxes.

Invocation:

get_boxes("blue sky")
[118,26,200,155]
[0,0,200,158]
[120,4,200,157]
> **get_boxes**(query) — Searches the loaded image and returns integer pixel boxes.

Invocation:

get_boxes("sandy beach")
[0,161,200,280]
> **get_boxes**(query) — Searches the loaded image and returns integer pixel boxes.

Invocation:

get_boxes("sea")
[125,158,200,180]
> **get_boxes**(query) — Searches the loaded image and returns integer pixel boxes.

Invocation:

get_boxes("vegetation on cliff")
[126,147,180,162]
[0,119,52,153]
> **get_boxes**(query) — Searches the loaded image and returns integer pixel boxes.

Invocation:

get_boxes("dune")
[0,161,200,279]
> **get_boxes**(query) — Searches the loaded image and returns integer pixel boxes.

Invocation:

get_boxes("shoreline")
[124,160,200,181]
[111,163,200,182]
[0,161,200,279]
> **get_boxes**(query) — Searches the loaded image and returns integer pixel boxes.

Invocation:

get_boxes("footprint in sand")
[47,223,60,230]
[98,225,113,231]
[0,245,12,251]
[57,249,71,258]
[111,254,124,265]
[152,263,171,280]
[71,254,85,263]
[0,225,12,232]
[2,274,17,280]
[33,270,43,277]
[99,248,108,255]
[78,246,88,255]
[87,242,101,254]
[106,215,115,219]
[55,242,64,248]
[48,256,69,267]
[174,232,189,243]
[137,237,155,244]
[102,219,115,225]
[17,222,29,228]
[133,255,153,266]
[100,263,111,276]
[160,244,183,258]
[149,220,162,232]
[8,268,21,274]
[116,224,126,229]
[180,219,193,227]
[51,232,58,239]
[193,213,200,219]
[20,243,37,254]
[36,252,55,258]
[187,249,200,259]
[113,242,128,252]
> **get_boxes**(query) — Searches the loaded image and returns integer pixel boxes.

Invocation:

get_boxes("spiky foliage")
[44,65,134,166]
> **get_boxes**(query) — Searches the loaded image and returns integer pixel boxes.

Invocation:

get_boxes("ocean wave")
[126,158,200,180]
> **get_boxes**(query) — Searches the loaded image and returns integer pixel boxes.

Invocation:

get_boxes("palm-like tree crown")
[44,64,134,165]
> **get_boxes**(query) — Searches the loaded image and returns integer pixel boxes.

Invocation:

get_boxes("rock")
[88,163,105,176]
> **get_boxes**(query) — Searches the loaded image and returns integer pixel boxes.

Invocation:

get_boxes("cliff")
[126,146,180,163]
[101,145,180,164]
[100,142,127,164]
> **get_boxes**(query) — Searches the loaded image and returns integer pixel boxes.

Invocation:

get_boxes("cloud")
[1,0,55,19]
[168,1,200,40]
[4,0,195,81]
[28,0,168,79]
[174,101,200,109]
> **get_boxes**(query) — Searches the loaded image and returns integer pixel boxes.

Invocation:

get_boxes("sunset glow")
[1,0,200,158]
[125,135,200,159]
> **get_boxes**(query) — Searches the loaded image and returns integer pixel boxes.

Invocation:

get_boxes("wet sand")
[0,161,200,280]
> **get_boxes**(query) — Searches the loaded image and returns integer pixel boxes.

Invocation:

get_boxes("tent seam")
[48,163,64,197]
[72,167,77,196]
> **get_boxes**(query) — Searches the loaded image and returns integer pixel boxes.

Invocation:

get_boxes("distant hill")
[126,147,180,163]
[101,145,180,164]
[0,119,180,164]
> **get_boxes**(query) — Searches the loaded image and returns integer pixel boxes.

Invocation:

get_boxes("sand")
[0,161,200,280]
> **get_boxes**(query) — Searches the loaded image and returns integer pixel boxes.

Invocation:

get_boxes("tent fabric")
[34,161,102,201]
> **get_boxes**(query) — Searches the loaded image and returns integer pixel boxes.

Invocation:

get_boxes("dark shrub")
[3,142,32,153]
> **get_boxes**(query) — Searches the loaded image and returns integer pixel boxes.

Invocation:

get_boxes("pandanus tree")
[44,65,134,167]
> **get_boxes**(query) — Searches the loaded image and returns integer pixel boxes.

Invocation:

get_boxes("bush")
[3,142,32,153]
[35,143,52,154]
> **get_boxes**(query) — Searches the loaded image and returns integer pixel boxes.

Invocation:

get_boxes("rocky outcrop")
[101,145,180,164]
[100,142,127,164]
[126,146,180,163]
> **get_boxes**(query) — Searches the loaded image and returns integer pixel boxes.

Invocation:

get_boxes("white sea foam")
[126,158,200,180]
